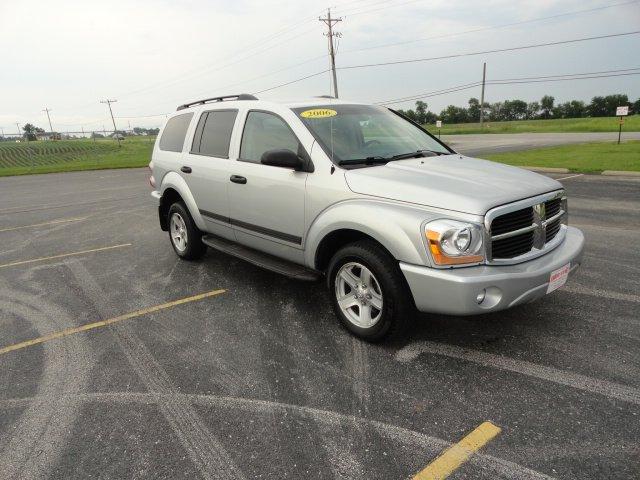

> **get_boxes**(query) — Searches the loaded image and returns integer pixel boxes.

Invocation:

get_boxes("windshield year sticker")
[300,108,337,119]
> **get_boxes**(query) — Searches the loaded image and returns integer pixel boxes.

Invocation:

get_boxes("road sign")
[436,120,442,128]
[616,106,629,144]
[616,106,629,116]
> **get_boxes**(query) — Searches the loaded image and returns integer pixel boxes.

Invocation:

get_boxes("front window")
[240,111,302,163]
[292,104,451,166]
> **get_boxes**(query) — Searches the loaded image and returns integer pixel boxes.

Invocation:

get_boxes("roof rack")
[177,94,258,111]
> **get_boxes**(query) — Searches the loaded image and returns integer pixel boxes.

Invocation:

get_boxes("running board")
[201,234,321,282]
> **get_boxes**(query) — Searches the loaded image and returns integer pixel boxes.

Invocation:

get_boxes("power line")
[339,30,640,71]
[490,71,640,85]
[486,66,640,82]
[341,0,639,55]
[252,69,331,94]
[337,0,425,18]
[377,67,640,105]
[250,31,640,97]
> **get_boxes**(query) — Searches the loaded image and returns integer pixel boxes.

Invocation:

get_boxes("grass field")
[485,140,640,173]
[0,136,154,176]
[424,115,640,135]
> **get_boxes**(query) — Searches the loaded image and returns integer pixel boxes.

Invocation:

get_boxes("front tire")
[328,240,414,341]
[167,202,207,260]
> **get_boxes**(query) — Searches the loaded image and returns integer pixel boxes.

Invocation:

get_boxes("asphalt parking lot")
[0,167,638,479]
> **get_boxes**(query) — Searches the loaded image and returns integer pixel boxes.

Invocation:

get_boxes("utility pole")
[16,122,21,139]
[100,99,120,146]
[42,108,54,137]
[479,62,487,127]
[319,8,342,98]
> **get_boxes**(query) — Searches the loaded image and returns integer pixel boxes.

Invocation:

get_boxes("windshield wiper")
[390,149,443,161]
[337,156,389,166]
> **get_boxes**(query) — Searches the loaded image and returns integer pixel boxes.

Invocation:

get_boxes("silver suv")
[149,94,584,340]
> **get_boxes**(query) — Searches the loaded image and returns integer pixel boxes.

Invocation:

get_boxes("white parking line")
[556,174,584,181]
[562,284,640,304]
[395,341,640,405]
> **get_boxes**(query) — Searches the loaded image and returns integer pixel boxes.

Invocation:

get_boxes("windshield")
[292,104,452,165]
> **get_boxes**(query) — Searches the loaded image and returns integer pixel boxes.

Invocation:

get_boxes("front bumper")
[400,226,584,315]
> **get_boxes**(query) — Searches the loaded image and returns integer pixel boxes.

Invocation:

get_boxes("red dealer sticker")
[547,263,570,294]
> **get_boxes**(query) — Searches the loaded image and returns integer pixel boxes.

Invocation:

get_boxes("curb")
[602,170,640,177]
[521,166,569,173]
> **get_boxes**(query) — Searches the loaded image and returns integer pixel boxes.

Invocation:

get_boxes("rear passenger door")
[182,109,238,240]
[227,110,308,261]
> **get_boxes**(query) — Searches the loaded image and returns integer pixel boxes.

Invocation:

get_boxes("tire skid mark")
[0,391,554,480]
[395,341,640,405]
[66,261,245,480]
[0,272,93,479]
[279,298,365,479]
[349,336,371,411]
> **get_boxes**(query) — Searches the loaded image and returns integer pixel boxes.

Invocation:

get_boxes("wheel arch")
[305,200,432,271]
[159,171,206,231]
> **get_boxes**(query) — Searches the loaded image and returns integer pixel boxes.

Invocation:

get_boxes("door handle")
[181,166,192,174]
[230,175,247,184]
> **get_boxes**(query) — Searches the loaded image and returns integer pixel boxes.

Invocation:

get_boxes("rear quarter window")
[191,110,238,158]
[159,113,194,152]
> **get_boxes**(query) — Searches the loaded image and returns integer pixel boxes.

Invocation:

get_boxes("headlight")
[425,219,484,266]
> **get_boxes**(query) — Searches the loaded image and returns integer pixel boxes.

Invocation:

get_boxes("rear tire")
[327,240,414,341]
[167,202,207,260]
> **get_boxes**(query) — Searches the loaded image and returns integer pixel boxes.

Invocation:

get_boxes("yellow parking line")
[0,243,131,269]
[0,289,226,356]
[0,217,87,233]
[413,421,501,480]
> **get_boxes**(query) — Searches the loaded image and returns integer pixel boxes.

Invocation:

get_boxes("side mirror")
[260,149,304,171]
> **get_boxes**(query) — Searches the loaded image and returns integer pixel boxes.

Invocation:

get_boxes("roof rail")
[315,95,335,99]
[177,94,258,111]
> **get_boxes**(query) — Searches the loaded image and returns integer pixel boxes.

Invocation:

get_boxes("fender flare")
[159,171,207,231]
[304,200,433,269]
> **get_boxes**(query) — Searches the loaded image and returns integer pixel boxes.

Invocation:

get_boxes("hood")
[344,154,562,216]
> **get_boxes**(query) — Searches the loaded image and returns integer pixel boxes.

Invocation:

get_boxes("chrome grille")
[545,198,561,219]
[491,207,533,236]
[486,191,567,264]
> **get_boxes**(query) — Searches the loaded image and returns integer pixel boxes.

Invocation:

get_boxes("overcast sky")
[1,0,639,132]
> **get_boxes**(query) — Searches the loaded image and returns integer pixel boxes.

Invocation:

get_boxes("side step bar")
[201,234,321,282]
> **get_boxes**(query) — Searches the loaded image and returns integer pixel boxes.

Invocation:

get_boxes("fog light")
[476,290,486,304]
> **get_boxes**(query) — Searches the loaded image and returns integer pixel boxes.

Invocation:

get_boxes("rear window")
[159,113,193,152]
[191,110,238,158]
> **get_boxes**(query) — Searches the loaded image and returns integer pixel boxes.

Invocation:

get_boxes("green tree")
[587,95,628,117]
[540,95,555,119]
[526,101,540,119]
[22,123,44,141]
[467,98,480,122]
[440,105,469,124]
[603,94,629,116]
[415,101,428,124]
[554,100,585,119]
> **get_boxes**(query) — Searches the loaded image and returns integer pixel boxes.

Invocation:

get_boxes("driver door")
[227,110,308,262]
